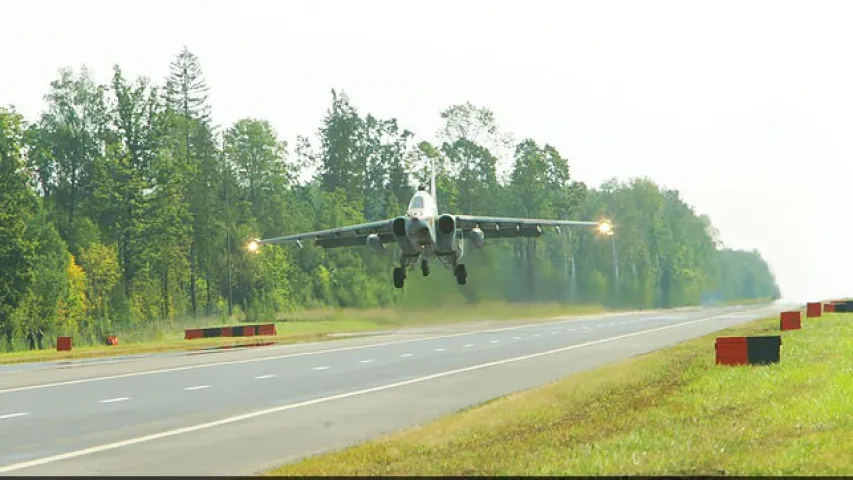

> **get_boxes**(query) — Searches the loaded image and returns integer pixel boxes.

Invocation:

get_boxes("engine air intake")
[437,214,455,234]
[393,217,407,237]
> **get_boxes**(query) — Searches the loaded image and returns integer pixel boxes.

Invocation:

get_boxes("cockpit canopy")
[407,190,435,215]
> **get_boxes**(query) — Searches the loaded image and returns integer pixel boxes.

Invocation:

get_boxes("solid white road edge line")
[0,308,766,473]
[0,309,694,395]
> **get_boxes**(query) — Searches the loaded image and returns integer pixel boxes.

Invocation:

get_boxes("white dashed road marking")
[255,374,276,379]
[360,359,374,363]
[99,397,129,404]
[434,348,446,352]
[463,344,474,348]
[184,385,209,391]
[0,412,28,420]
[312,366,330,371]
[490,340,499,343]
[513,336,522,340]
[400,353,413,358]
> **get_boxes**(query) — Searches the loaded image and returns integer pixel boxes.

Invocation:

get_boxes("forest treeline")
[0,48,780,351]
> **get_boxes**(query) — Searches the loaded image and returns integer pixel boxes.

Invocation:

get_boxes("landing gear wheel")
[393,267,405,288]
[421,259,430,277]
[454,264,467,285]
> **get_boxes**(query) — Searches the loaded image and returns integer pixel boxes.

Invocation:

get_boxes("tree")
[437,101,514,166]
[223,118,291,221]
[99,65,166,301]
[509,139,552,296]
[29,67,109,232]
[317,90,364,199]
[16,208,73,349]
[0,107,39,347]
[165,46,214,317]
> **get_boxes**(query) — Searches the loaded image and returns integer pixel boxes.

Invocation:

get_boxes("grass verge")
[0,302,607,365]
[264,309,853,476]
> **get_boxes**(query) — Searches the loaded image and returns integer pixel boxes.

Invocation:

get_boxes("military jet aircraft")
[247,169,612,288]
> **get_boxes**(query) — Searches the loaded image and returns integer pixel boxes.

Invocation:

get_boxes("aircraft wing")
[255,219,396,249]
[453,215,609,239]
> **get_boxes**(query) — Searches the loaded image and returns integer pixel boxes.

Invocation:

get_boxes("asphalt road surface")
[0,303,791,476]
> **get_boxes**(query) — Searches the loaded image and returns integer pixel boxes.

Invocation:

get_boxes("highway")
[0,303,790,476]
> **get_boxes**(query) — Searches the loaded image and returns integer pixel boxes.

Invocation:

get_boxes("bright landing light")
[247,239,261,253]
[597,221,613,235]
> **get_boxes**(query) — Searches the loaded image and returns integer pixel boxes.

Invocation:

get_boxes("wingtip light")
[247,239,261,253]
[597,221,613,236]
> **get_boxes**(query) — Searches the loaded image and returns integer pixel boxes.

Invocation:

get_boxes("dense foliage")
[0,48,780,351]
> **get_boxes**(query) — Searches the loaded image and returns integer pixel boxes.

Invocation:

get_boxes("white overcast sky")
[3,0,851,302]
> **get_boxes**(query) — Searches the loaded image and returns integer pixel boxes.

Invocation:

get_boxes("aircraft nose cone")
[407,216,431,241]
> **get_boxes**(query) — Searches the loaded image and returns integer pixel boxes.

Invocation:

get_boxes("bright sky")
[3,0,850,302]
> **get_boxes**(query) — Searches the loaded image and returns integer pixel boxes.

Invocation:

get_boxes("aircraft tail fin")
[430,156,437,205]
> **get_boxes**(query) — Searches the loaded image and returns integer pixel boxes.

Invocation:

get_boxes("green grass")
[0,302,607,365]
[264,309,853,476]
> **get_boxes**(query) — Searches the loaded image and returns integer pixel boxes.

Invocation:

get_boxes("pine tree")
[165,46,214,317]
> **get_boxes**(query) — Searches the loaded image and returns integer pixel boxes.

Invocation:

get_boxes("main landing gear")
[392,259,429,289]
[394,255,418,288]
[454,264,467,285]
[393,266,406,288]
